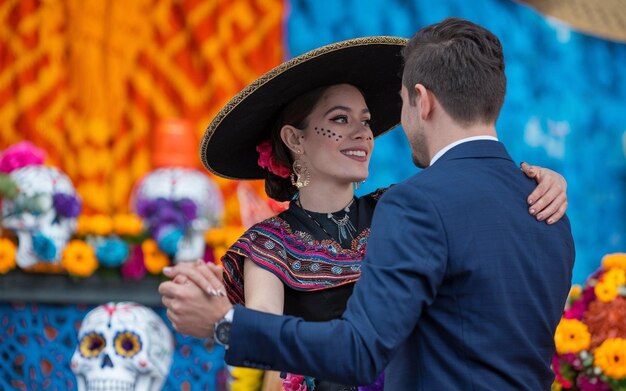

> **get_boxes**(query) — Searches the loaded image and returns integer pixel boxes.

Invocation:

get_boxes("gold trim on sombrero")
[200,36,408,178]
[518,0,626,43]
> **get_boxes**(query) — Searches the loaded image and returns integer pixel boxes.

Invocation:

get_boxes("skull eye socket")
[114,331,142,358]
[79,332,106,358]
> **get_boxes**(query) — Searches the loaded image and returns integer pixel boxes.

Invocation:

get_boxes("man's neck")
[428,122,498,165]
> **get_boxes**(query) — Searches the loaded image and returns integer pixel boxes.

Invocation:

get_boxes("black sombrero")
[200,36,408,180]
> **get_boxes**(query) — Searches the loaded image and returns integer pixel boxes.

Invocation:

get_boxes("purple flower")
[178,198,197,221]
[135,198,158,217]
[53,193,81,218]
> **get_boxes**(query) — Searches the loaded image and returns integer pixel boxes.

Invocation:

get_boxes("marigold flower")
[204,229,226,246]
[113,213,144,236]
[569,284,582,300]
[213,246,227,266]
[77,182,110,214]
[554,318,591,354]
[602,269,626,288]
[0,238,17,274]
[602,253,626,270]
[595,280,618,303]
[230,367,265,391]
[141,239,169,274]
[78,214,114,236]
[76,215,91,236]
[225,226,244,246]
[61,240,98,278]
[593,338,626,379]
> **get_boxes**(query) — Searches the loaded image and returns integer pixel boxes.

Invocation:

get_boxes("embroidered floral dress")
[222,189,387,391]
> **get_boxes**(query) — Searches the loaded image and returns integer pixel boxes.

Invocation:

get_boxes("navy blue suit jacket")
[226,140,575,390]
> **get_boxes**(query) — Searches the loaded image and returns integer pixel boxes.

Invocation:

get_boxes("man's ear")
[280,125,304,154]
[415,83,434,120]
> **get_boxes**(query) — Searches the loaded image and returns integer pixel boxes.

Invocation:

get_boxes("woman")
[168,37,567,391]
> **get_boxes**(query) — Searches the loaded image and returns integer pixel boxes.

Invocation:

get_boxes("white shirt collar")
[429,135,499,166]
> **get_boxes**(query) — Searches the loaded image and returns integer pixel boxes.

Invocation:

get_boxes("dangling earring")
[353,180,365,191]
[290,159,310,188]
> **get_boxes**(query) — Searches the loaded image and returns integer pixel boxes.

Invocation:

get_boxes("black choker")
[296,198,357,245]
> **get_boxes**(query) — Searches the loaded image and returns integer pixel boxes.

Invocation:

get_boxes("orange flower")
[554,318,591,354]
[594,338,626,379]
[0,238,17,274]
[77,214,114,236]
[205,229,226,246]
[602,253,626,270]
[602,268,626,288]
[225,226,245,247]
[141,239,169,274]
[112,213,144,236]
[213,246,227,265]
[595,280,619,303]
[76,215,92,236]
[61,240,98,277]
[568,284,582,300]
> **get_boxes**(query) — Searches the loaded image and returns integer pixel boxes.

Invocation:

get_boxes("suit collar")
[431,139,513,166]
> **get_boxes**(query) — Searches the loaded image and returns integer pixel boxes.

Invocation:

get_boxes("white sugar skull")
[1,165,80,268]
[132,168,223,263]
[71,302,174,391]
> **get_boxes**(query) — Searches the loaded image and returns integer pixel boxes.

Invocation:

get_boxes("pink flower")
[577,375,611,391]
[0,141,46,173]
[203,245,216,264]
[282,373,307,391]
[552,354,573,389]
[564,299,586,320]
[256,140,291,178]
[560,353,584,371]
[121,245,147,280]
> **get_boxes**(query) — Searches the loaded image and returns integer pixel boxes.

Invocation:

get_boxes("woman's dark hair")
[264,86,331,201]
[402,17,506,126]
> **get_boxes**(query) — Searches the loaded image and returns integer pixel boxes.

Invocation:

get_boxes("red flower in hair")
[256,140,291,178]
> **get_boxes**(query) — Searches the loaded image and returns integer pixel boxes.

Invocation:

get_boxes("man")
[160,17,574,390]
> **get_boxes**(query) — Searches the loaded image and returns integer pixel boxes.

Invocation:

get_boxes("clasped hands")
[159,260,233,339]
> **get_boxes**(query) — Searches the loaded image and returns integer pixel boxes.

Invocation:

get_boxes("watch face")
[215,321,231,346]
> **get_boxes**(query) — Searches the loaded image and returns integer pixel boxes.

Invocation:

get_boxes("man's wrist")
[213,307,234,348]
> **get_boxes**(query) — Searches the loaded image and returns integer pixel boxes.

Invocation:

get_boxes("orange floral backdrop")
[0,0,284,217]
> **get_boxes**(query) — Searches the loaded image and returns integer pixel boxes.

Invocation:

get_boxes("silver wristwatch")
[214,308,234,348]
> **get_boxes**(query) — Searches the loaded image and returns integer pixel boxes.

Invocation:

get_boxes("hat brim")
[200,36,408,180]
[518,0,626,43]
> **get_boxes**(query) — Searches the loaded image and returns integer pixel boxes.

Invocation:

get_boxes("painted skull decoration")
[1,165,81,268]
[71,302,174,391]
[132,168,223,263]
